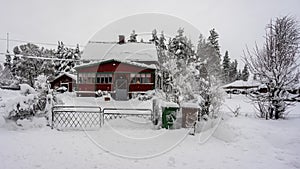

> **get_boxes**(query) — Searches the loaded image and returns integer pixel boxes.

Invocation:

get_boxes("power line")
[0,52,79,61]
[0,38,85,48]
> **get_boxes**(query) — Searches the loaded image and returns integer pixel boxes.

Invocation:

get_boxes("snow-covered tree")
[236,69,242,80]
[11,43,55,87]
[228,59,238,82]
[241,64,249,81]
[54,42,81,76]
[168,28,195,65]
[150,29,159,46]
[207,28,221,74]
[197,30,222,77]
[128,30,137,42]
[4,52,12,69]
[208,28,221,58]
[244,16,300,119]
[222,51,231,83]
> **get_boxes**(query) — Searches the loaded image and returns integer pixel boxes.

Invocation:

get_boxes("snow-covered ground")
[0,93,300,169]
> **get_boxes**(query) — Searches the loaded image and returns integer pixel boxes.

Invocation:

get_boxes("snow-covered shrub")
[95,90,110,98]
[5,89,37,121]
[1,77,52,123]
[136,90,155,101]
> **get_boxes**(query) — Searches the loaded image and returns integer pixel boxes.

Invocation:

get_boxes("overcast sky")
[1,0,300,67]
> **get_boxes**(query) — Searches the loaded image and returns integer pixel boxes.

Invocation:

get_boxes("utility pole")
[6,32,9,53]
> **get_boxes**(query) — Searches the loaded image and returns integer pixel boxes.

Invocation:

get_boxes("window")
[78,73,96,84]
[96,73,112,84]
[130,73,152,84]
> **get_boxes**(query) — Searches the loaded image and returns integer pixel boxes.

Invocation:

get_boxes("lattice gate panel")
[52,106,102,130]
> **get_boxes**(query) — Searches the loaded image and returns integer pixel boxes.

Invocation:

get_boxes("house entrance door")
[115,74,128,100]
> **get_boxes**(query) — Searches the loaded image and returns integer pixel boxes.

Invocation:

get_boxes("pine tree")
[168,28,195,64]
[222,51,230,83]
[4,52,12,69]
[241,64,249,81]
[196,34,207,62]
[153,29,224,119]
[237,69,242,80]
[229,59,238,82]
[11,43,55,87]
[208,28,221,58]
[54,42,81,76]
[203,28,221,76]
[128,30,137,42]
[253,74,257,81]
[150,29,159,46]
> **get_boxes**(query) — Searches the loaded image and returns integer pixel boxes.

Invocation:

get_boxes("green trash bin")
[162,107,179,129]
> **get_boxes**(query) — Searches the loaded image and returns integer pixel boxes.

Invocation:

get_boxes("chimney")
[118,35,125,44]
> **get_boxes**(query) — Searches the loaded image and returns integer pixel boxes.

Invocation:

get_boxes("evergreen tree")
[168,28,195,65]
[237,69,242,80]
[229,59,238,82]
[4,52,12,69]
[241,64,249,81]
[253,74,257,81]
[208,28,221,58]
[153,29,224,119]
[222,51,230,83]
[150,29,159,46]
[197,28,221,76]
[159,31,167,50]
[11,43,55,87]
[196,34,207,62]
[54,42,81,76]
[128,30,137,42]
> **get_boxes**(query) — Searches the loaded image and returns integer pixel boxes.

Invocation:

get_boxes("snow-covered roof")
[53,72,77,81]
[223,80,261,89]
[82,41,158,63]
[74,59,157,70]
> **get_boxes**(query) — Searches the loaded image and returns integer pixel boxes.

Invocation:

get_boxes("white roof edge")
[74,59,157,70]
[52,72,77,81]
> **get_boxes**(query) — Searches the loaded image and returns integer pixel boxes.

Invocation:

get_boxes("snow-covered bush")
[95,90,110,98]
[1,75,52,123]
[3,86,37,121]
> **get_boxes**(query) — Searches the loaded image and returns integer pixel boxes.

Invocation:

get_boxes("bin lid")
[161,101,179,108]
[181,102,200,108]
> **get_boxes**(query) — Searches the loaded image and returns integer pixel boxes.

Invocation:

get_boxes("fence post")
[99,107,102,127]
[51,106,54,129]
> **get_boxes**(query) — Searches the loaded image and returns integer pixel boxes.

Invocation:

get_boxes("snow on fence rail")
[102,108,153,123]
[51,106,154,130]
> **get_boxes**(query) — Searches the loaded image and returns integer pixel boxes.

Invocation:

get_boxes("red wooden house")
[75,37,159,99]
[75,59,156,99]
[50,72,77,92]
